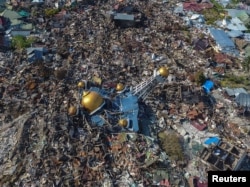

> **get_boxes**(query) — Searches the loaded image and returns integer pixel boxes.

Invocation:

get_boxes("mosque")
[68,67,169,132]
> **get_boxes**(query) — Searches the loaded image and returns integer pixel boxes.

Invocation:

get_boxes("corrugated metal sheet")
[224,87,247,97]
[209,28,239,56]
[11,30,31,36]
[114,13,134,21]
[209,28,235,49]
[236,93,250,107]
[26,47,46,54]
[226,30,243,38]
[226,9,249,22]
[244,33,250,42]
[227,17,247,31]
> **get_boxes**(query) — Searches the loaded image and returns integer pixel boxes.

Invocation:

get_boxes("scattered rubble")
[1,0,250,186]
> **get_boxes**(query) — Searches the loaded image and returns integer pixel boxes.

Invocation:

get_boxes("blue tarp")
[204,137,220,145]
[202,80,214,93]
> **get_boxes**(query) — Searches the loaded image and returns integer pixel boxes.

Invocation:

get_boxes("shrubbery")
[158,132,184,161]
[11,36,35,50]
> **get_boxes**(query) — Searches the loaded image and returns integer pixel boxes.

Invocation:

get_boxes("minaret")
[131,67,169,100]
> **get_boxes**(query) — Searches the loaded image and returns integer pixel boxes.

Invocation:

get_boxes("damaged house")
[200,140,247,171]
[209,28,239,56]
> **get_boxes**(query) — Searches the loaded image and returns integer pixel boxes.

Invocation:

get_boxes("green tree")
[44,8,59,17]
[158,132,184,161]
[194,71,206,86]
[11,36,34,50]
[243,56,250,72]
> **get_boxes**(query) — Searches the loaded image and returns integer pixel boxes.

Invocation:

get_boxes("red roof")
[183,2,213,12]
[191,120,207,131]
[193,177,208,187]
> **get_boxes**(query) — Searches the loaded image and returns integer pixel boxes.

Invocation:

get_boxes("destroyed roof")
[224,87,248,97]
[114,13,134,21]
[11,30,31,37]
[183,2,213,12]
[226,30,243,38]
[226,9,250,23]
[236,93,250,107]
[0,9,22,20]
[209,28,235,48]
[26,47,47,54]
[208,28,239,56]
[226,17,248,31]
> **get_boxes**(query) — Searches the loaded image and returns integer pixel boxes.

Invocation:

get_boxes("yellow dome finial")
[77,81,85,88]
[118,119,128,127]
[68,106,77,116]
[116,83,125,92]
[158,67,169,77]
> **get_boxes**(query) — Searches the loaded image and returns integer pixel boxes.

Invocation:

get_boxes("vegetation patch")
[44,8,60,17]
[158,131,184,161]
[202,0,226,25]
[220,74,250,88]
[11,36,35,50]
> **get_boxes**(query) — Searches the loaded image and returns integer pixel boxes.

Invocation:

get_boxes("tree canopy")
[11,36,34,50]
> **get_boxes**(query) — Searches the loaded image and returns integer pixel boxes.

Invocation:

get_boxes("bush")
[194,71,206,86]
[158,132,184,161]
[11,36,34,50]
[220,74,250,88]
[44,8,59,17]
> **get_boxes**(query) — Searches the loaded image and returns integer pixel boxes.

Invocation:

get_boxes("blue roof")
[204,137,220,145]
[91,115,105,126]
[119,93,139,132]
[209,28,235,48]
[226,30,243,38]
[209,28,239,56]
[28,50,43,62]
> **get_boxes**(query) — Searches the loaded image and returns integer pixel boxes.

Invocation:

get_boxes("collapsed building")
[109,4,147,28]
[200,140,248,171]
[68,67,169,134]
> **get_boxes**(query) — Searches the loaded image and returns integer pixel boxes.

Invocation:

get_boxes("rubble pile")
[1,0,250,186]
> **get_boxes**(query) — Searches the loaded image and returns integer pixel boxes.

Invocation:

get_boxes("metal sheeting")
[224,87,247,97]
[209,28,235,49]
[236,93,250,107]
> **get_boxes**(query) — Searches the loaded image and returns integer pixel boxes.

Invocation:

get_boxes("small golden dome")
[81,91,104,114]
[158,67,169,77]
[116,83,125,92]
[77,81,85,88]
[68,106,77,116]
[118,119,128,127]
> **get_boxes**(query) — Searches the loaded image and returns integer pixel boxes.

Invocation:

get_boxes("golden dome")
[116,83,125,92]
[81,91,104,114]
[68,106,77,116]
[158,67,169,77]
[118,119,128,127]
[77,81,85,88]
